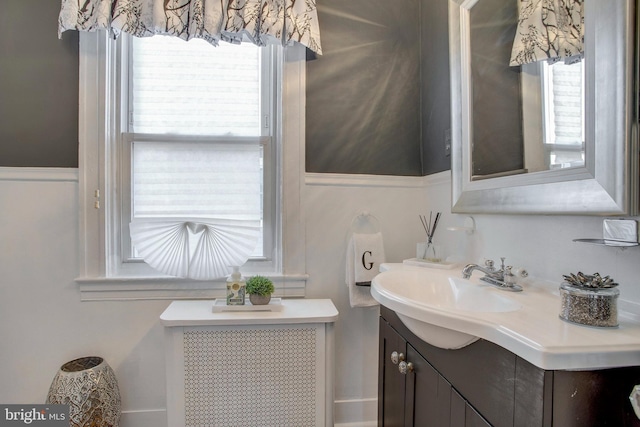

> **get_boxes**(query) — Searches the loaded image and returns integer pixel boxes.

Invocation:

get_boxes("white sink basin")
[371,268,521,349]
[371,264,640,370]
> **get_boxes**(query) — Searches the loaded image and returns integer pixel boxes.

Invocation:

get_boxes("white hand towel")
[346,232,386,307]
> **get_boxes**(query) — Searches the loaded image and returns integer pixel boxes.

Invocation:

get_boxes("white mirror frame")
[450,0,638,215]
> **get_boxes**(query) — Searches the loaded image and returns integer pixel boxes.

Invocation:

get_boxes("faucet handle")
[503,266,519,286]
[484,259,495,270]
[512,267,528,278]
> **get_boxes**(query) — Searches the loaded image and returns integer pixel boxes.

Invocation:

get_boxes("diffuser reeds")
[420,212,441,244]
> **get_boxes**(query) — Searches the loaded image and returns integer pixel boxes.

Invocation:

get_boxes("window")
[78,32,307,300]
[121,36,274,273]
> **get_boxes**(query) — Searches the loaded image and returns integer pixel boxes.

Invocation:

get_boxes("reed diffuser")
[419,212,441,262]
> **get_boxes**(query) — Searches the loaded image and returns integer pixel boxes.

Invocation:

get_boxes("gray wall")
[0,1,452,176]
[306,0,452,176]
[0,0,79,168]
[306,0,423,176]
[470,0,523,177]
[420,0,452,175]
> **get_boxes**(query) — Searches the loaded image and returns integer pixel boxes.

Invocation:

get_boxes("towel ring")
[349,211,381,235]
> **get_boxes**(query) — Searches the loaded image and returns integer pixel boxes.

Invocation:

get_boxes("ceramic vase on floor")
[46,356,121,427]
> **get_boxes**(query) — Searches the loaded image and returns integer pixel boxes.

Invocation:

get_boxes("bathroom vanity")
[379,305,640,427]
[373,264,640,427]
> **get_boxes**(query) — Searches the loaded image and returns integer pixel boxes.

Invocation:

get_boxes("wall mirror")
[449,0,638,215]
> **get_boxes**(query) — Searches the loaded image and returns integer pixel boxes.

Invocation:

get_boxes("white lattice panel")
[183,327,319,427]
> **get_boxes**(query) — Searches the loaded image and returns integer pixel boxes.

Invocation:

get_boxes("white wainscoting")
[120,409,167,427]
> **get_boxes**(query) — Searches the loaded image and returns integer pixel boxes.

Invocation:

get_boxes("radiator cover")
[183,327,319,426]
[161,299,337,427]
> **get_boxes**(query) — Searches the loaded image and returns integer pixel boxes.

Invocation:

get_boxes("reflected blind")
[548,61,583,145]
[543,60,584,169]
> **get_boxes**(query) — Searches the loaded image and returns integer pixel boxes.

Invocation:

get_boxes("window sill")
[76,274,308,301]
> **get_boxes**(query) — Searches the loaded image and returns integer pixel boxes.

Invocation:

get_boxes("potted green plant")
[246,275,275,305]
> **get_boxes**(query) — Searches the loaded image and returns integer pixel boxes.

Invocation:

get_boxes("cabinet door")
[451,389,492,427]
[379,318,407,427]
[379,318,494,427]
[406,344,452,427]
[552,369,640,427]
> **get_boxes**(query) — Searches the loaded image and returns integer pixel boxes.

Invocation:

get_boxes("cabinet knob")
[399,361,414,374]
[630,385,640,419]
[390,351,405,365]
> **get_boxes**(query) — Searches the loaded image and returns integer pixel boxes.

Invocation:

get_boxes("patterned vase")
[249,294,271,305]
[46,356,121,427]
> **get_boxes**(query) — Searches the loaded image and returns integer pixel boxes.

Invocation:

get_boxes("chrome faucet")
[462,258,526,292]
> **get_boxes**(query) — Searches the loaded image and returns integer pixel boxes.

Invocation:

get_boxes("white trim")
[281,45,307,279]
[306,172,430,188]
[78,31,106,280]
[76,274,308,301]
[120,409,167,427]
[422,170,451,187]
[334,422,377,427]
[0,167,79,182]
[333,397,378,426]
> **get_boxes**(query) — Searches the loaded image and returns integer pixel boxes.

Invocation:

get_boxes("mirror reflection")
[469,0,585,181]
[450,0,636,215]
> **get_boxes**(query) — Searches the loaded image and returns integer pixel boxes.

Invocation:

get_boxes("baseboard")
[334,397,378,426]
[119,401,377,427]
[120,409,167,427]
[335,422,378,427]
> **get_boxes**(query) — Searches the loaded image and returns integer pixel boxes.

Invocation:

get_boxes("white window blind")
[132,141,263,220]
[130,36,262,136]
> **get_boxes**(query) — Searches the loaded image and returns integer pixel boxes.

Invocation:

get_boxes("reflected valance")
[58,0,322,54]
[510,0,583,66]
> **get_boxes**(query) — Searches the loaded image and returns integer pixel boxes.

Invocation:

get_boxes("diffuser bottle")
[226,266,246,305]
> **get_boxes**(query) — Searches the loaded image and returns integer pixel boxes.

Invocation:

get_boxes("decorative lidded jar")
[559,272,619,328]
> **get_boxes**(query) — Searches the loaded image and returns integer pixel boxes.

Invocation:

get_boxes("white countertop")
[374,263,640,371]
[160,298,339,327]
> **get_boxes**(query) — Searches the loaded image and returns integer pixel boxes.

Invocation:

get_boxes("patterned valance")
[510,0,583,66]
[58,0,322,54]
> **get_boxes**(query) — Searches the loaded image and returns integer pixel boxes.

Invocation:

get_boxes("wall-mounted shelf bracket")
[447,216,475,235]
[573,219,639,247]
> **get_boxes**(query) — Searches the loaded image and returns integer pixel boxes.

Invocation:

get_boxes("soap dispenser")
[226,266,246,305]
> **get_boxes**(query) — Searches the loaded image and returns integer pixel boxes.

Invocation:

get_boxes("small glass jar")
[559,282,619,327]
[416,241,442,263]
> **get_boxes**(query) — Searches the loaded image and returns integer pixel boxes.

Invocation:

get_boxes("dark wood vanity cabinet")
[404,342,490,427]
[378,306,640,427]
[379,313,492,427]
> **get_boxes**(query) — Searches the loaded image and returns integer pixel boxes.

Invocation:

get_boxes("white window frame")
[76,31,307,301]
[119,36,276,276]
